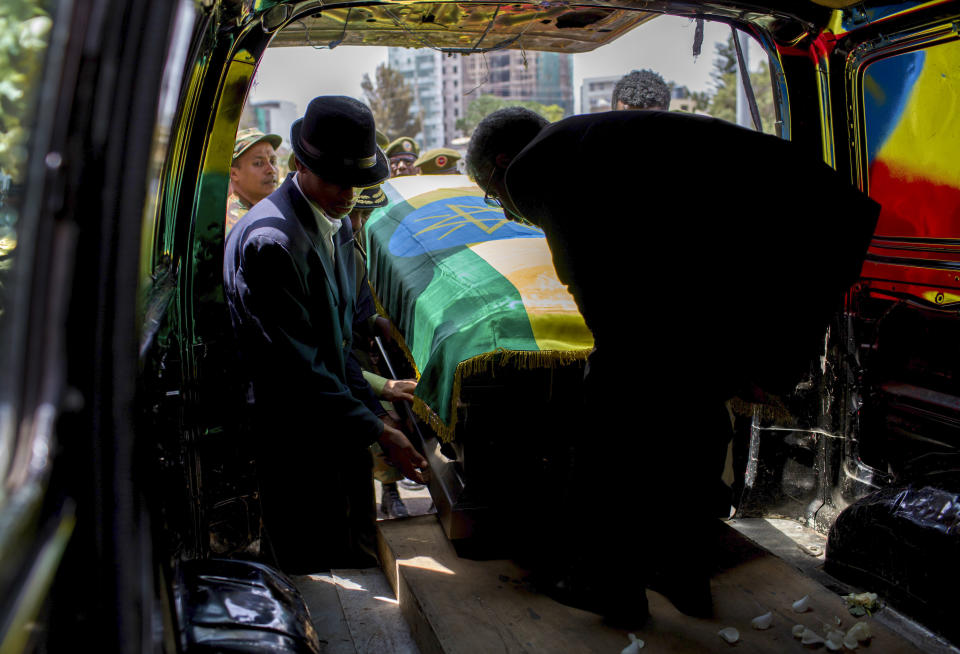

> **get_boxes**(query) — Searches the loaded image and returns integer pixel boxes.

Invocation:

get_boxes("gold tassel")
[368,285,591,442]
[416,347,590,442]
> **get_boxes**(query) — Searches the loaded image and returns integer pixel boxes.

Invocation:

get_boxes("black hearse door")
[0,1,184,652]
[822,0,960,644]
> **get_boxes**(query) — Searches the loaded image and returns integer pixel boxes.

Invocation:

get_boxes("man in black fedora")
[224,96,427,572]
[465,107,880,626]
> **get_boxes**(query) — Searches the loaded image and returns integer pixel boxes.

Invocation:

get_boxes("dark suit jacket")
[224,174,383,452]
[505,110,880,398]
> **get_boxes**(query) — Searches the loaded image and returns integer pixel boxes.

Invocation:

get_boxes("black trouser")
[254,418,378,574]
[561,351,732,588]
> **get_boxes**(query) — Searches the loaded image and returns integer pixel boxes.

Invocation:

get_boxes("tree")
[455,95,565,136]
[361,64,422,141]
[690,90,711,112]
[707,35,777,135]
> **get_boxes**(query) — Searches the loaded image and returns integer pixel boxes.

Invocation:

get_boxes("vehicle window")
[244,14,778,161]
[0,1,55,483]
[863,39,960,239]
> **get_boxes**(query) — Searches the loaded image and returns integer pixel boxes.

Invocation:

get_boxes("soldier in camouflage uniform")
[347,185,422,517]
[225,128,282,233]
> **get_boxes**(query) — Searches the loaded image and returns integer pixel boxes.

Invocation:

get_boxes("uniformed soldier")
[414,147,462,175]
[385,136,420,177]
[346,185,418,519]
[225,128,282,233]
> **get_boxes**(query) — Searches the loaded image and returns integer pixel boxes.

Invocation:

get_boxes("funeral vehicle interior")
[2,0,959,651]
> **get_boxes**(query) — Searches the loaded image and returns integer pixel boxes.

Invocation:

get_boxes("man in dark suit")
[224,96,427,572]
[465,107,879,626]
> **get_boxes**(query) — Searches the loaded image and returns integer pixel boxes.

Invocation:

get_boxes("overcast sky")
[249,15,759,117]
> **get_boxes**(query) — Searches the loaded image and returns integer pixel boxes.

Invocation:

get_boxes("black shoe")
[534,569,650,629]
[647,569,713,618]
[380,483,409,519]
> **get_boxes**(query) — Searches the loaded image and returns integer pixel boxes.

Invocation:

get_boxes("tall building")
[388,49,574,148]
[461,51,574,118]
[249,100,298,147]
[580,75,620,114]
[388,48,447,150]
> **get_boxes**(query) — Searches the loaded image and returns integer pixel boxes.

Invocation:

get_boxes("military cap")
[354,185,389,209]
[376,130,389,150]
[385,136,420,159]
[233,128,282,162]
[414,148,462,174]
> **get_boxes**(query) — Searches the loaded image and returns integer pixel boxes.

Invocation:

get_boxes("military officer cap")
[385,136,420,160]
[354,185,389,209]
[376,130,389,150]
[414,148,462,174]
[233,128,283,162]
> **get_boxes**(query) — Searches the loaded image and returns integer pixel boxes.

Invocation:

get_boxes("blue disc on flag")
[388,195,542,257]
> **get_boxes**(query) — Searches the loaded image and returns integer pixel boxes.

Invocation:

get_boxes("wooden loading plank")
[377,515,928,653]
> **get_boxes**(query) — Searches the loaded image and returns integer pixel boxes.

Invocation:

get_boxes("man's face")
[480,164,527,225]
[390,154,419,177]
[230,142,279,205]
[349,207,373,234]
[296,162,361,218]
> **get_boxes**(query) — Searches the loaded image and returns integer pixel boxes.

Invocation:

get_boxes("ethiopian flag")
[365,174,593,440]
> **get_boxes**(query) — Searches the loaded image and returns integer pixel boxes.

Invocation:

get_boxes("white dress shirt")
[293,172,342,261]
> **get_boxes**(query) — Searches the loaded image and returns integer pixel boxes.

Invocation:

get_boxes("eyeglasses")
[482,167,502,208]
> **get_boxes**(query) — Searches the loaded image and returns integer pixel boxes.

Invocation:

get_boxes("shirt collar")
[292,172,342,244]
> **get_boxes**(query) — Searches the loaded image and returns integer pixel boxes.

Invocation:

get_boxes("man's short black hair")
[611,69,671,110]
[465,107,548,189]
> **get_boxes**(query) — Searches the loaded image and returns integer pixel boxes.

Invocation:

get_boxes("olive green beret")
[385,136,420,159]
[414,148,462,174]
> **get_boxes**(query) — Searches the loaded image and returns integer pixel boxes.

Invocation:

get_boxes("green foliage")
[0,1,51,186]
[455,95,565,136]
[707,35,777,135]
[690,90,711,112]
[361,64,423,141]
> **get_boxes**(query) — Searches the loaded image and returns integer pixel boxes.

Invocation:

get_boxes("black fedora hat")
[291,96,389,188]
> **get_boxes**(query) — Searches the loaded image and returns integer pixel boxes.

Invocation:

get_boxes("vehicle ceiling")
[261,0,877,53]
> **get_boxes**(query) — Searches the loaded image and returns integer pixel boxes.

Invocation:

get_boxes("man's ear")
[229,165,239,183]
[495,153,513,170]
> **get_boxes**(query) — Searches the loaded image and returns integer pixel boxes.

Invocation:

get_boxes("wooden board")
[377,515,929,653]
[292,574,358,654]
[293,570,420,654]
[332,569,421,654]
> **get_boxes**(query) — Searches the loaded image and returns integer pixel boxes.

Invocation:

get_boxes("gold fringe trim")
[369,285,590,442]
[727,395,795,425]
[414,347,591,443]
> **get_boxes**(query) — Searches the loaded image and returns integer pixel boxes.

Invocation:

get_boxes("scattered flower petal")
[621,633,644,654]
[801,628,825,646]
[752,611,773,630]
[847,621,872,643]
[718,627,740,644]
[793,595,812,613]
[842,634,859,650]
[793,624,807,638]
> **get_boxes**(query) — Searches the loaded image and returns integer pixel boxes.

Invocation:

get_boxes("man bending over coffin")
[225,96,428,572]
[466,107,879,627]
